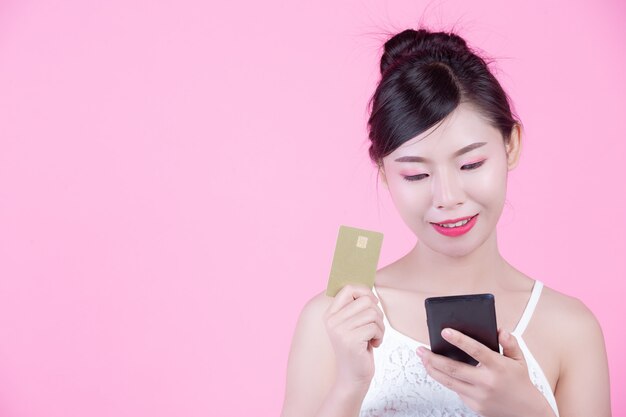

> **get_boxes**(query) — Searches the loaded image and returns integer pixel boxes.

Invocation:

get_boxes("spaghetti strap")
[371,286,388,321]
[512,280,544,336]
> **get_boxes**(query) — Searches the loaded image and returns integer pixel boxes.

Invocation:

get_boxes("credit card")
[325,225,384,297]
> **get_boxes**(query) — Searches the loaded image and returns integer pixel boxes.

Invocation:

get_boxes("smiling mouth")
[431,214,479,228]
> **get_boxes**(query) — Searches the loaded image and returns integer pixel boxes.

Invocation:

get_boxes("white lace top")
[360,280,560,417]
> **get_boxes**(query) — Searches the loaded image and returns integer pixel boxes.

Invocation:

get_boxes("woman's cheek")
[391,177,422,201]
[467,163,508,206]
[390,180,431,221]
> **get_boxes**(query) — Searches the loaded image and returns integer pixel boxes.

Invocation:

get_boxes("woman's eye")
[403,173,429,182]
[461,160,485,170]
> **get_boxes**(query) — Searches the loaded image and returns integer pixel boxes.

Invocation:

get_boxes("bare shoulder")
[536,284,611,415]
[537,285,604,340]
[306,289,334,313]
[535,284,606,355]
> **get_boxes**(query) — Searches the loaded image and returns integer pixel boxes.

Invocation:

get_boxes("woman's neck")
[405,230,510,294]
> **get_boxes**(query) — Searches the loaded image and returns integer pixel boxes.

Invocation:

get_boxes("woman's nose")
[432,169,465,210]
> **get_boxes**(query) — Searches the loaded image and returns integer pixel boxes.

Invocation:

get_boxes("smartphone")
[424,293,499,366]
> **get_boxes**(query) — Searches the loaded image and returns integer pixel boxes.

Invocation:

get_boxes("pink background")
[0,0,624,416]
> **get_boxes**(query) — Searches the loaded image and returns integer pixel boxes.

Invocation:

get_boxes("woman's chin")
[417,234,486,259]
[435,245,476,259]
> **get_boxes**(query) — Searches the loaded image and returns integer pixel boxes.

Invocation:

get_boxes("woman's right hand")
[323,284,385,390]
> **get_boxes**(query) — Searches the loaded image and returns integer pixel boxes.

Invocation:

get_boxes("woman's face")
[381,102,520,258]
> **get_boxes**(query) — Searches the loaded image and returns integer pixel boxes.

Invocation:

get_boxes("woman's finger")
[337,306,383,331]
[326,284,376,315]
[356,322,384,347]
[419,346,480,384]
[441,328,496,367]
[419,347,475,396]
[329,296,382,327]
[500,329,526,363]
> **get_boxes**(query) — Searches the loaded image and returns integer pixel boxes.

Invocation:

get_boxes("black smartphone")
[424,293,499,366]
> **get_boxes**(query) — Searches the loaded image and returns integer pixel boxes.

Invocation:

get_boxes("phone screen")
[424,293,499,366]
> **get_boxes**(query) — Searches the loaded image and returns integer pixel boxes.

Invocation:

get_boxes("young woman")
[280,28,611,417]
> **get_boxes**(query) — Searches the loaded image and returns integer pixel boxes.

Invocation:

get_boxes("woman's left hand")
[417,328,556,417]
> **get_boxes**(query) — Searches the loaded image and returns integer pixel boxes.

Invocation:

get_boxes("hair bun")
[380,28,469,74]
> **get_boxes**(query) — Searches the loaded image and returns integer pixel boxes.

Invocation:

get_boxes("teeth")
[439,218,471,228]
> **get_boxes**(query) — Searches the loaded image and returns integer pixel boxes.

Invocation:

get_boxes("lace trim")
[360,334,482,417]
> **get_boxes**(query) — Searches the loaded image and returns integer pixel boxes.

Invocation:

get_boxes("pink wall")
[0,0,624,416]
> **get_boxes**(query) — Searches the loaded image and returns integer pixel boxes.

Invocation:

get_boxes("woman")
[280,28,611,417]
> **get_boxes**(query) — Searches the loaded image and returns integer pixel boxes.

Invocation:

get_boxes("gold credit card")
[325,225,384,297]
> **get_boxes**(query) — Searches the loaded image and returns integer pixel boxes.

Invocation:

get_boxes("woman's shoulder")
[534,282,606,354]
[534,283,611,415]
[300,289,331,318]
[538,283,601,328]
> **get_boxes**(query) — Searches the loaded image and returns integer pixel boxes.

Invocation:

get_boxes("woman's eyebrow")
[453,141,488,157]
[394,142,487,163]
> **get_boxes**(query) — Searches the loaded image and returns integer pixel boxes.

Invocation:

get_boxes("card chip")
[356,235,368,249]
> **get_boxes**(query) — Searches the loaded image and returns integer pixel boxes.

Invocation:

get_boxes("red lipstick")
[430,214,479,237]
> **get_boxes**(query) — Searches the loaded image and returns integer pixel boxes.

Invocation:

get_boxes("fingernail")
[442,328,453,338]
[416,347,424,357]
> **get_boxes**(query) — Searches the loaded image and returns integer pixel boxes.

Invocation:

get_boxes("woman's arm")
[281,292,357,417]
[280,286,384,417]
[553,298,611,417]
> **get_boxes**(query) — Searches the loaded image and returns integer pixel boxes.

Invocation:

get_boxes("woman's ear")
[506,124,522,170]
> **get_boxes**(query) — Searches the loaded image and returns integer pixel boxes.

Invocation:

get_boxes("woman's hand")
[323,284,385,391]
[417,328,556,417]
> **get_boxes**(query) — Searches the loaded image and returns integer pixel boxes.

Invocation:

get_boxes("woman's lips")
[430,214,479,237]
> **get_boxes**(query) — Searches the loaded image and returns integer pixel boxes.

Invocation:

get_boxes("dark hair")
[367,28,520,165]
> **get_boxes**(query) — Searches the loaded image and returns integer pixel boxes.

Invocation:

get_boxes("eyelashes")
[461,160,485,170]
[403,173,429,182]
[402,160,486,182]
